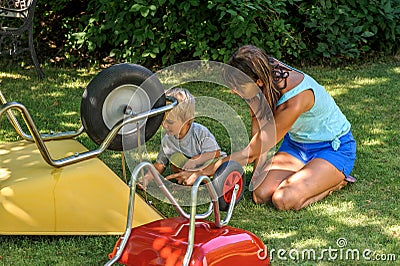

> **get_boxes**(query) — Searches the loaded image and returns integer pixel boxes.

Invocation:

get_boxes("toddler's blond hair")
[166,87,195,124]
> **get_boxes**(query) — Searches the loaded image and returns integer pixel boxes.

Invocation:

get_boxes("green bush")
[297,0,400,62]
[35,0,400,68]
[65,0,306,68]
[35,0,88,64]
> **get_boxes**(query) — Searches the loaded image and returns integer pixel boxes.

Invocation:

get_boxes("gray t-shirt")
[156,122,224,166]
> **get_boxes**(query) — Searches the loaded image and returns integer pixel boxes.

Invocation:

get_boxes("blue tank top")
[276,68,351,150]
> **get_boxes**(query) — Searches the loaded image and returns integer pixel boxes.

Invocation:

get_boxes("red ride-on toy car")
[106,161,270,266]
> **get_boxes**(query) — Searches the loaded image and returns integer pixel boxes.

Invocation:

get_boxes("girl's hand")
[166,159,223,186]
[182,159,198,171]
[138,172,153,190]
[166,170,200,186]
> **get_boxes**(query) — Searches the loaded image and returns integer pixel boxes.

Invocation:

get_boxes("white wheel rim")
[102,84,150,135]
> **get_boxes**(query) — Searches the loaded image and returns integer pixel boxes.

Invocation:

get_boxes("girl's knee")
[271,189,286,210]
[272,188,302,210]
[252,185,305,210]
[252,192,266,204]
[252,188,273,204]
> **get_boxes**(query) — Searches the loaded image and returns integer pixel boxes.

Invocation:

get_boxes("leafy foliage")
[35,0,400,68]
[297,0,400,62]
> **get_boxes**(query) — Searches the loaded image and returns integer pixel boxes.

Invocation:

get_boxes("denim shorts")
[277,131,356,177]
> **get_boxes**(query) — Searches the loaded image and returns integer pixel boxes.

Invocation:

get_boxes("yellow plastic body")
[0,139,162,235]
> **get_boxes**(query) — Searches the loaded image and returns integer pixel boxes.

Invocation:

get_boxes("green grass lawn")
[0,59,399,265]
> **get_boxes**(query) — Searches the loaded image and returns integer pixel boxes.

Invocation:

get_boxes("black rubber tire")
[81,63,165,151]
[213,161,246,211]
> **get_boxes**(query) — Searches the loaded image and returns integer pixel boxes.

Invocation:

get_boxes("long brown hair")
[225,45,289,111]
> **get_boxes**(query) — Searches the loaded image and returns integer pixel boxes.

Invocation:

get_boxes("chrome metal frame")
[105,161,239,266]
[0,90,177,167]
[1,90,240,265]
